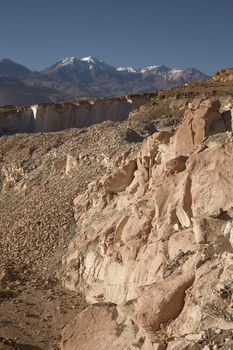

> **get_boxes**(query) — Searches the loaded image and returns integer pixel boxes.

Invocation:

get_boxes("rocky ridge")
[129,78,233,129]
[213,68,233,82]
[61,97,233,350]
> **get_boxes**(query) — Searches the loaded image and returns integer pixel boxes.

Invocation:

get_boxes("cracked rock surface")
[62,97,233,349]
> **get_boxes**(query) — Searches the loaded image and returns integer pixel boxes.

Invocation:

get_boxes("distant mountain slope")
[0,58,32,79]
[0,77,71,106]
[0,56,209,105]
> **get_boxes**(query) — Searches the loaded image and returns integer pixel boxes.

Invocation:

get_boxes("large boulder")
[61,304,141,350]
[173,98,226,157]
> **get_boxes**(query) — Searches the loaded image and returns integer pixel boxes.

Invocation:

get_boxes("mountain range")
[0,57,209,105]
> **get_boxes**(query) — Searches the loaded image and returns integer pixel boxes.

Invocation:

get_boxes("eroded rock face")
[0,94,152,133]
[213,68,233,82]
[173,97,226,156]
[62,98,233,349]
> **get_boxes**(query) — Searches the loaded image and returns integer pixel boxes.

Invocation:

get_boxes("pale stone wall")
[0,94,152,133]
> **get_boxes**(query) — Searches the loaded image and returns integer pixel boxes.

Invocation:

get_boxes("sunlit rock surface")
[62,98,233,349]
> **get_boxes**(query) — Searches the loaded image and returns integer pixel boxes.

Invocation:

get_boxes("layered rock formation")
[62,97,233,349]
[0,94,152,133]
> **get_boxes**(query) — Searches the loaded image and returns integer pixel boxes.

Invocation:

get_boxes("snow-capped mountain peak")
[117,67,137,73]
[81,56,100,64]
[168,68,185,80]
[140,65,163,74]
[170,68,184,74]
[38,56,209,97]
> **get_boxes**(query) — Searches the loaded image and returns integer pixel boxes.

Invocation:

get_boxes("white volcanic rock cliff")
[61,97,233,349]
[0,94,152,133]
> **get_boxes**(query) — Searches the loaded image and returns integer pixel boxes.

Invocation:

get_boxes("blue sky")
[0,0,232,74]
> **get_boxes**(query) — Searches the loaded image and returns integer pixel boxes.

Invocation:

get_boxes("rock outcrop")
[173,98,225,156]
[62,97,233,349]
[213,67,233,82]
[0,94,152,133]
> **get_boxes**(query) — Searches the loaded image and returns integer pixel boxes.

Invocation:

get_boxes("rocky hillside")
[0,116,157,349]
[0,77,71,106]
[129,78,233,129]
[62,97,233,350]
[1,80,233,349]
